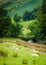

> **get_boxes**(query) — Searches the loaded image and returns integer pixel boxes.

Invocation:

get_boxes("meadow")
[0,39,46,65]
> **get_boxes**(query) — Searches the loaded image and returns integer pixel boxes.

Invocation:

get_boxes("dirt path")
[16,40,46,53]
[0,39,46,53]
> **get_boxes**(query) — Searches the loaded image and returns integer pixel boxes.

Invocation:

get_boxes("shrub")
[13,53,18,58]
[0,51,7,57]
[14,14,21,22]
[22,59,28,64]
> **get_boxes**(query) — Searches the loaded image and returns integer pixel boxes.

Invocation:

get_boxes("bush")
[14,14,21,22]
[22,59,28,64]
[0,51,7,57]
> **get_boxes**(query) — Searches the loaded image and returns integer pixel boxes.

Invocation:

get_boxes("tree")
[22,11,35,21]
[14,14,21,22]
[41,0,46,39]
[13,14,23,38]
[37,0,46,39]
[11,23,23,38]
[28,21,42,42]
[0,7,11,37]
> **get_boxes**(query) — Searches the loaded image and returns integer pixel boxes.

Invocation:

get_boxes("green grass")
[0,42,46,65]
[19,19,37,27]
[19,19,38,35]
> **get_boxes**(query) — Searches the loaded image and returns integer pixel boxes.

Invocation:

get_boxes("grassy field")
[0,39,46,65]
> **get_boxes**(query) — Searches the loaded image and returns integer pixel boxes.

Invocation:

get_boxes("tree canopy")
[0,7,11,37]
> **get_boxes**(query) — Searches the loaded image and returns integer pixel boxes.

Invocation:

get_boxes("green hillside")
[8,0,42,16]
[0,0,42,16]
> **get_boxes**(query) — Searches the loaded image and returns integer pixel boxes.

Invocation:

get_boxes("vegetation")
[0,7,11,37]
[28,20,42,42]
[14,14,21,22]
[0,0,46,65]
[37,0,46,40]
[0,4,46,43]
[22,10,35,21]
[10,23,23,38]
[0,41,46,65]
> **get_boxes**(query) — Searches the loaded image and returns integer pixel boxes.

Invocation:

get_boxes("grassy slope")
[19,19,38,35]
[0,42,46,65]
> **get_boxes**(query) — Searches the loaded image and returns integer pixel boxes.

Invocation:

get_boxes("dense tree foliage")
[37,0,46,40]
[0,7,11,37]
[10,23,23,38]
[14,14,21,22]
[42,0,46,39]
[22,10,36,21]
[28,21,42,42]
